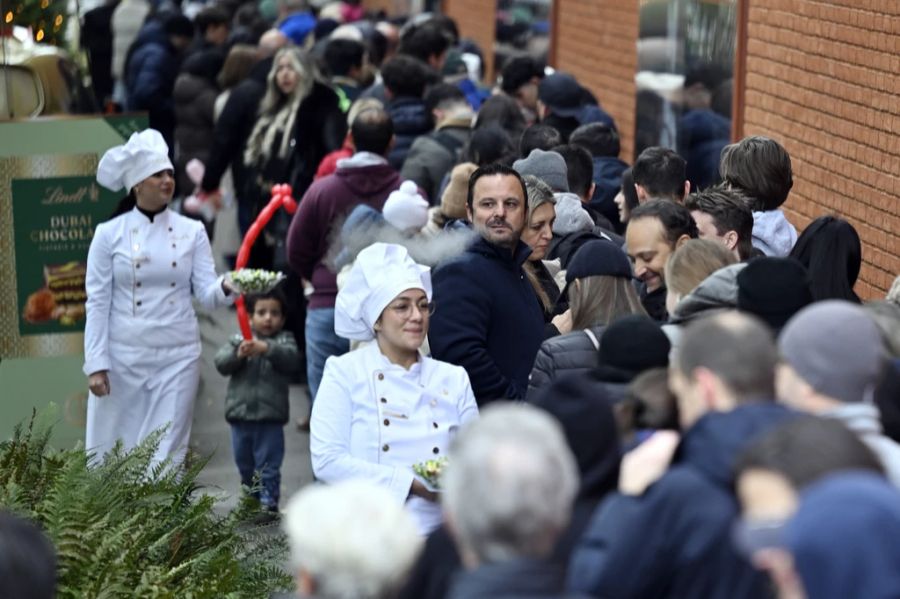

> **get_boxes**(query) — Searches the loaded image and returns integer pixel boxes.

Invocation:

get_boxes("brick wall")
[551,1,639,161]
[741,0,900,299]
[443,0,498,81]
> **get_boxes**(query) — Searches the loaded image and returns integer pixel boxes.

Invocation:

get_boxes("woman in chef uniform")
[84,129,235,466]
[311,243,478,534]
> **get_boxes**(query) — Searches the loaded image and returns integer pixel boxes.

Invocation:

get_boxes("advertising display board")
[0,115,146,445]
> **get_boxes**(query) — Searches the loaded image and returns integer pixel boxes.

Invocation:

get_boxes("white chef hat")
[382,181,429,234]
[96,129,174,192]
[335,243,432,341]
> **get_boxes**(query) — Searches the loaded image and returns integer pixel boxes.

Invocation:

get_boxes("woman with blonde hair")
[242,46,345,266]
[527,239,645,399]
[663,238,741,349]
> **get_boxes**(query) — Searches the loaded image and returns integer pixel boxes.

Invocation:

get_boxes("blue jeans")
[230,422,284,509]
[305,307,350,401]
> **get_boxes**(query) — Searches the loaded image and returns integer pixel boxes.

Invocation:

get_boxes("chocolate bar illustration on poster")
[12,176,120,335]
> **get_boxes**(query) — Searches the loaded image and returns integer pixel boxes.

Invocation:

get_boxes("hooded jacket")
[663,263,746,349]
[752,209,798,257]
[400,118,472,202]
[825,403,900,488]
[286,153,403,310]
[429,237,545,404]
[567,402,794,599]
[387,96,433,170]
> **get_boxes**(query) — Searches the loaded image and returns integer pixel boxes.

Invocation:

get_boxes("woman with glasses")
[310,243,478,534]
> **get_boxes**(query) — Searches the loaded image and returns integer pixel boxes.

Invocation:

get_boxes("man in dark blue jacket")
[567,312,794,599]
[382,54,436,170]
[125,14,193,151]
[428,164,545,405]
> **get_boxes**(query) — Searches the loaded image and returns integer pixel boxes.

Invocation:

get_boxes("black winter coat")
[527,325,605,401]
[201,56,271,201]
[448,559,580,599]
[173,50,222,194]
[387,96,432,170]
[125,20,182,148]
[567,402,794,599]
[429,237,545,404]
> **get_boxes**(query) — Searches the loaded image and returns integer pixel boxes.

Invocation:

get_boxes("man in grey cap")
[777,300,900,487]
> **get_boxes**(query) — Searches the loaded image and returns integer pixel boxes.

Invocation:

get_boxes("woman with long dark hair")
[789,215,862,303]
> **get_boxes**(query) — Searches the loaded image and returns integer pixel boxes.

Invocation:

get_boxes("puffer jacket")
[214,330,299,424]
[387,96,432,170]
[527,325,605,401]
[173,50,223,193]
[125,20,181,147]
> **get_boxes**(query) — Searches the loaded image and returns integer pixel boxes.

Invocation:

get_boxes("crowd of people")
[4,2,898,598]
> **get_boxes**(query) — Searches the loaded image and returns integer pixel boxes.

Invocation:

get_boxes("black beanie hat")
[595,315,671,383]
[566,239,633,283]
[737,257,813,332]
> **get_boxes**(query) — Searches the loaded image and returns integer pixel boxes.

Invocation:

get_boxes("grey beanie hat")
[552,193,594,235]
[513,149,569,193]
[778,300,887,403]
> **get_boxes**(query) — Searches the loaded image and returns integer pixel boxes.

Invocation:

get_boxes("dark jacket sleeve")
[214,337,244,375]
[130,46,173,110]
[428,260,517,401]
[526,340,557,402]
[266,332,299,374]
[285,185,322,280]
[567,490,671,598]
[201,83,259,192]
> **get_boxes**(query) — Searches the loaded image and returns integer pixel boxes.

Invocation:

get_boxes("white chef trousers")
[86,340,202,468]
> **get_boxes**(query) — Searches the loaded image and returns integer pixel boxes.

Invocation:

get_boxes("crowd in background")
[4,2,900,598]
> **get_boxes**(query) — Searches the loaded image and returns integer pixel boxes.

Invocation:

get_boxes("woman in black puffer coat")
[526,239,645,401]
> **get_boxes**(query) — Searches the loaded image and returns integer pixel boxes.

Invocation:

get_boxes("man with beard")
[429,164,545,405]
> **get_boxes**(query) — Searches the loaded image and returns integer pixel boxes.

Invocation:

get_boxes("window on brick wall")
[635,0,736,191]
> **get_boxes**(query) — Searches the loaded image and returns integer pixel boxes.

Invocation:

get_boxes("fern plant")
[0,409,295,598]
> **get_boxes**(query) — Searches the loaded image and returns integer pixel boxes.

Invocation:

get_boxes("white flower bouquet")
[412,457,448,492]
[227,269,285,294]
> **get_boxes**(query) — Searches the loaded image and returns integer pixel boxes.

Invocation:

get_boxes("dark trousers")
[230,421,285,508]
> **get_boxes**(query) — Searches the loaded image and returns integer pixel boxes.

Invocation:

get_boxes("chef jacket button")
[382,444,390,452]
[380,397,387,403]
[383,419,390,426]
[136,300,142,306]
[377,373,384,381]
[171,282,176,287]
[172,243,176,248]
[433,422,438,429]
[168,227,173,232]
[136,281,142,288]
[133,244,140,251]
[172,261,177,267]
[135,263,141,269]
[432,447,440,455]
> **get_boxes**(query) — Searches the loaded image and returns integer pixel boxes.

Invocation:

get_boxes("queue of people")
[60,5,900,599]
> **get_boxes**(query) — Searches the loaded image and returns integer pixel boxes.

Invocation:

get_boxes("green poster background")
[0,114,145,447]
[12,176,120,336]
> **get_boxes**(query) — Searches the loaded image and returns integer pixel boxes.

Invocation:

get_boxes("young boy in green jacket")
[214,288,298,511]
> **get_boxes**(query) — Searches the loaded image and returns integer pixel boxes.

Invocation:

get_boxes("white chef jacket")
[83,207,233,463]
[311,342,478,534]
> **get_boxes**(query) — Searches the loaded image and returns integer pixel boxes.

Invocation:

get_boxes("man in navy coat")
[428,164,545,405]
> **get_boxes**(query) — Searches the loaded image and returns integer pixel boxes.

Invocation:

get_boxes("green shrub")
[0,409,295,598]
